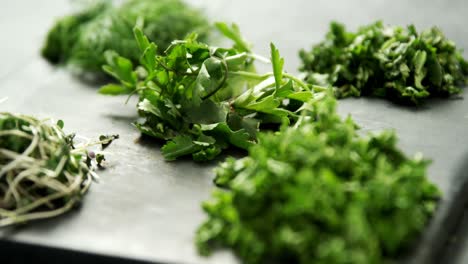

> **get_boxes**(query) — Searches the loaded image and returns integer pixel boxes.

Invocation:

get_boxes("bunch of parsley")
[100,23,327,161]
[196,96,440,263]
[299,21,468,104]
[42,0,209,74]
[0,113,116,227]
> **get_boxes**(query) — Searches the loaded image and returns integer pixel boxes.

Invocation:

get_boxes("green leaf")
[140,43,157,73]
[134,123,166,139]
[276,80,294,98]
[287,91,314,102]
[133,26,151,52]
[138,99,163,118]
[96,153,105,166]
[193,57,227,105]
[270,43,284,91]
[245,95,280,113]
[193,146,222,162]
[427,56,443,86]
[200,122,253,150]
[98,84,133,95]
[103,50,137,87]
[215,22,251,53]
[412,50,427,89]
[56,120,64,129]
[185,100,229,124]
[133,26,157,73]
[161,135,200,161]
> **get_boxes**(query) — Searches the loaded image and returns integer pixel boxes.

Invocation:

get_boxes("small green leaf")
[103,50,137,87]
[138,99,163,118]
[98,84,132,95]
[287,91,314,102]
[140,43,157,73]
[200,122,253,150]
[270,43,284,91]
[427,56,443,86]
[215,22,251,53]
[413,50,427,89]
[161,135,200,161]
[185,100,229,124]
[245,95,280,113]
[99,134,119,149]
[276,80,294,98]
[193,58,227,105]
[56,120,64,129]
[133,26,151,52]
[96,153,105,166]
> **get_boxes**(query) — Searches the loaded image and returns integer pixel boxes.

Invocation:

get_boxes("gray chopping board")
[1,0,468,263]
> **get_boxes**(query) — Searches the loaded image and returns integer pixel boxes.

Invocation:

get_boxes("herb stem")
[283,73,310,91]
[229,71,270,80]
[230,71,322,92]
[249,54,270,64]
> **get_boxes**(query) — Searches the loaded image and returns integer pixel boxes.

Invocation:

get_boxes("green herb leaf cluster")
[0,113,116,227]
[100,24,327,161]
[196,96,440,263]
[42,0,210,74]
[299,21,468,104]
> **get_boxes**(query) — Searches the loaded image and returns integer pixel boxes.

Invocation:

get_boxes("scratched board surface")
[1,0,468,263]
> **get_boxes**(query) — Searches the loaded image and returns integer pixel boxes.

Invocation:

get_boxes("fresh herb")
[95,153,106,166]
[0,113,117,227]
[196,96,440,263]
[99,134,119,149]
[100,23,327,161]
[42,0,210,74]
[299,21,468,104]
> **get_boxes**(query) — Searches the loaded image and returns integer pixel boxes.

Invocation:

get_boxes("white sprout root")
[0,112,110,227]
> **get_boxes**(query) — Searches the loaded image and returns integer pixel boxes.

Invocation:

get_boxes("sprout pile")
[0,113,115,227]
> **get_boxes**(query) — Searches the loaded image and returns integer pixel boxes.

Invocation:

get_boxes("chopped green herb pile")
[100,23,327,161]
[42,0,209,74]
[196,96,440,264]
[299,21,468,104]
[0,113,116,227]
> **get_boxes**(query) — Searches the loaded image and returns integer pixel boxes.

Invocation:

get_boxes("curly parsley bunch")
[196,96,440,264]
[300,21,468,104]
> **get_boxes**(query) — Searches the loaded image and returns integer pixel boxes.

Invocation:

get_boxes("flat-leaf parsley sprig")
[100,23,328,161]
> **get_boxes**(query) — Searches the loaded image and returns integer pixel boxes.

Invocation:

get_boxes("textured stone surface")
[1,0,468,263]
